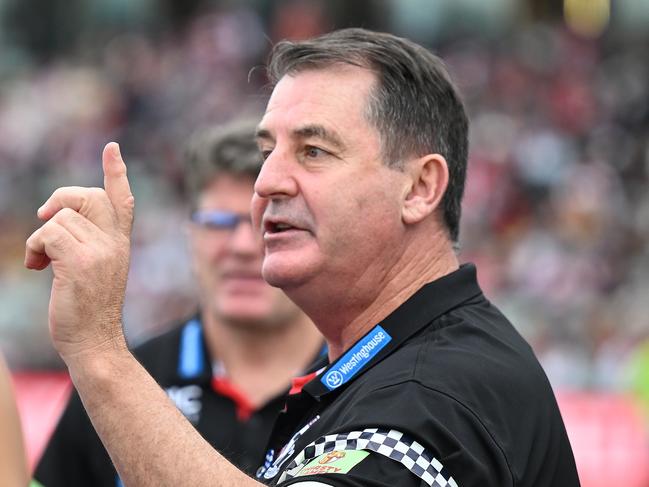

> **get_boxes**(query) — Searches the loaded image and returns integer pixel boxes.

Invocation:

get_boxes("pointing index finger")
[103,142,135,237]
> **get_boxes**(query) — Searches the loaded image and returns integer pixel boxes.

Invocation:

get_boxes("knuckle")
[53,207,77,222]
[25,233,38,251]
[51,186,66,198]
[89,187,107,199]
[52,186,78,199]
[90,187,112,211]
[42,224,68,250]
[122,194,135,213]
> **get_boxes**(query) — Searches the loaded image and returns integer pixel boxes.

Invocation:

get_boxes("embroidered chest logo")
[166,385,202,424]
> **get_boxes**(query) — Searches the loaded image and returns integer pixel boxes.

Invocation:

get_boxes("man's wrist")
[62,335,131,383]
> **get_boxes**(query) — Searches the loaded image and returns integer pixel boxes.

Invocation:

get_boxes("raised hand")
[25,143,135,361]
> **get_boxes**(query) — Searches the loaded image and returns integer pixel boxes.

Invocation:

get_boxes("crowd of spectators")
[0,2,647,398]
[454,26,649,393]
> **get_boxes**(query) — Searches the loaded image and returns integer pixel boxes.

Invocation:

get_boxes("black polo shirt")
[34,316,294,487]
[257,264,580,487]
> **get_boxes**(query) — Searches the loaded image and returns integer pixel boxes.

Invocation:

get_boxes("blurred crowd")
[0,1,647,398]
[454,26,649,392]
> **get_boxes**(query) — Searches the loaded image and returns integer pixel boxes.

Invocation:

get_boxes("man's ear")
[401,154,449,225]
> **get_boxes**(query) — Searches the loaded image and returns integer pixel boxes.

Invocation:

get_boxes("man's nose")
[254,149,299,200]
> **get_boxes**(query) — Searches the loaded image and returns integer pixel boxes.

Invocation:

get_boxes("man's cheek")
[250,195,265,235]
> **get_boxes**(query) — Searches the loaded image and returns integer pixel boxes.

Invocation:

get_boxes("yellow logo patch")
[295,450,369,477]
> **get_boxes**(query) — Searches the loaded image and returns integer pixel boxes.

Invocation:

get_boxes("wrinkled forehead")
[257,66,379,145]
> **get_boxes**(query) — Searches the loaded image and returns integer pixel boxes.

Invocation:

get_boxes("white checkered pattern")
[277,427,458,486]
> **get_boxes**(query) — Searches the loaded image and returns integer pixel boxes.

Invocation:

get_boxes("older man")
[25,29,580,486]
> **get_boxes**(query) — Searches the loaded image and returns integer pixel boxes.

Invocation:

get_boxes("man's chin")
[261,258,314,290]
[216,305,275,326]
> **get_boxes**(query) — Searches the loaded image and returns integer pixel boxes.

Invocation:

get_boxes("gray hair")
[183,118,262,211]
[267,28,469,243]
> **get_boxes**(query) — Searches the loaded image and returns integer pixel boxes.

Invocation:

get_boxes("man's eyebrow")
[255,127,273,143]
[255,124,347,151]
[294,124,346,151]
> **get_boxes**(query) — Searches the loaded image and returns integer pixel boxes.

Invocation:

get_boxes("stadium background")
[0,0,647,484]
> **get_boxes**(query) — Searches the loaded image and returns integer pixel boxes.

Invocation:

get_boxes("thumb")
[103,142,135,237]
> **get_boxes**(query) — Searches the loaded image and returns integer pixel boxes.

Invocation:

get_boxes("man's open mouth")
[264,220,304,234]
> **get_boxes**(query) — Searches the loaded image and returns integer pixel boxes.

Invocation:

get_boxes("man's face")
[189,173,302,328]
[252,66,409,296]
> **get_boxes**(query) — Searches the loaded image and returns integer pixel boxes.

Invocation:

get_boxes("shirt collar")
[303,263,482,399]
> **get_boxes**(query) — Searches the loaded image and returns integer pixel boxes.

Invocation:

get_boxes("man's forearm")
[67,345,263,487]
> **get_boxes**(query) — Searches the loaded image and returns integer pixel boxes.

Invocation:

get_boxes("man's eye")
[305,146,326,158]
[260,149,273,160]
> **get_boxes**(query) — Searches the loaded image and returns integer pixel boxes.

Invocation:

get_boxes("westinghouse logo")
[322,326,392,390]
[325,370,344,389]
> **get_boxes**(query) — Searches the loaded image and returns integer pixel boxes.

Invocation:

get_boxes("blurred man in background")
[33,119,323,486]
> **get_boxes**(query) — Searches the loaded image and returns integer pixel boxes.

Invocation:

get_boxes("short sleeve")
[275,428,458,487]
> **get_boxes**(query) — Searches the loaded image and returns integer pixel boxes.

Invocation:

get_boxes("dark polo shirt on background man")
[35,317,292,486]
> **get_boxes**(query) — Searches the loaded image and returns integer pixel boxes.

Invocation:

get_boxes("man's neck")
[200,310,322,408]
[292,227,459,361]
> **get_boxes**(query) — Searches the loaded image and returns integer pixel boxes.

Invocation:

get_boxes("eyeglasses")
[190,210,252,230]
